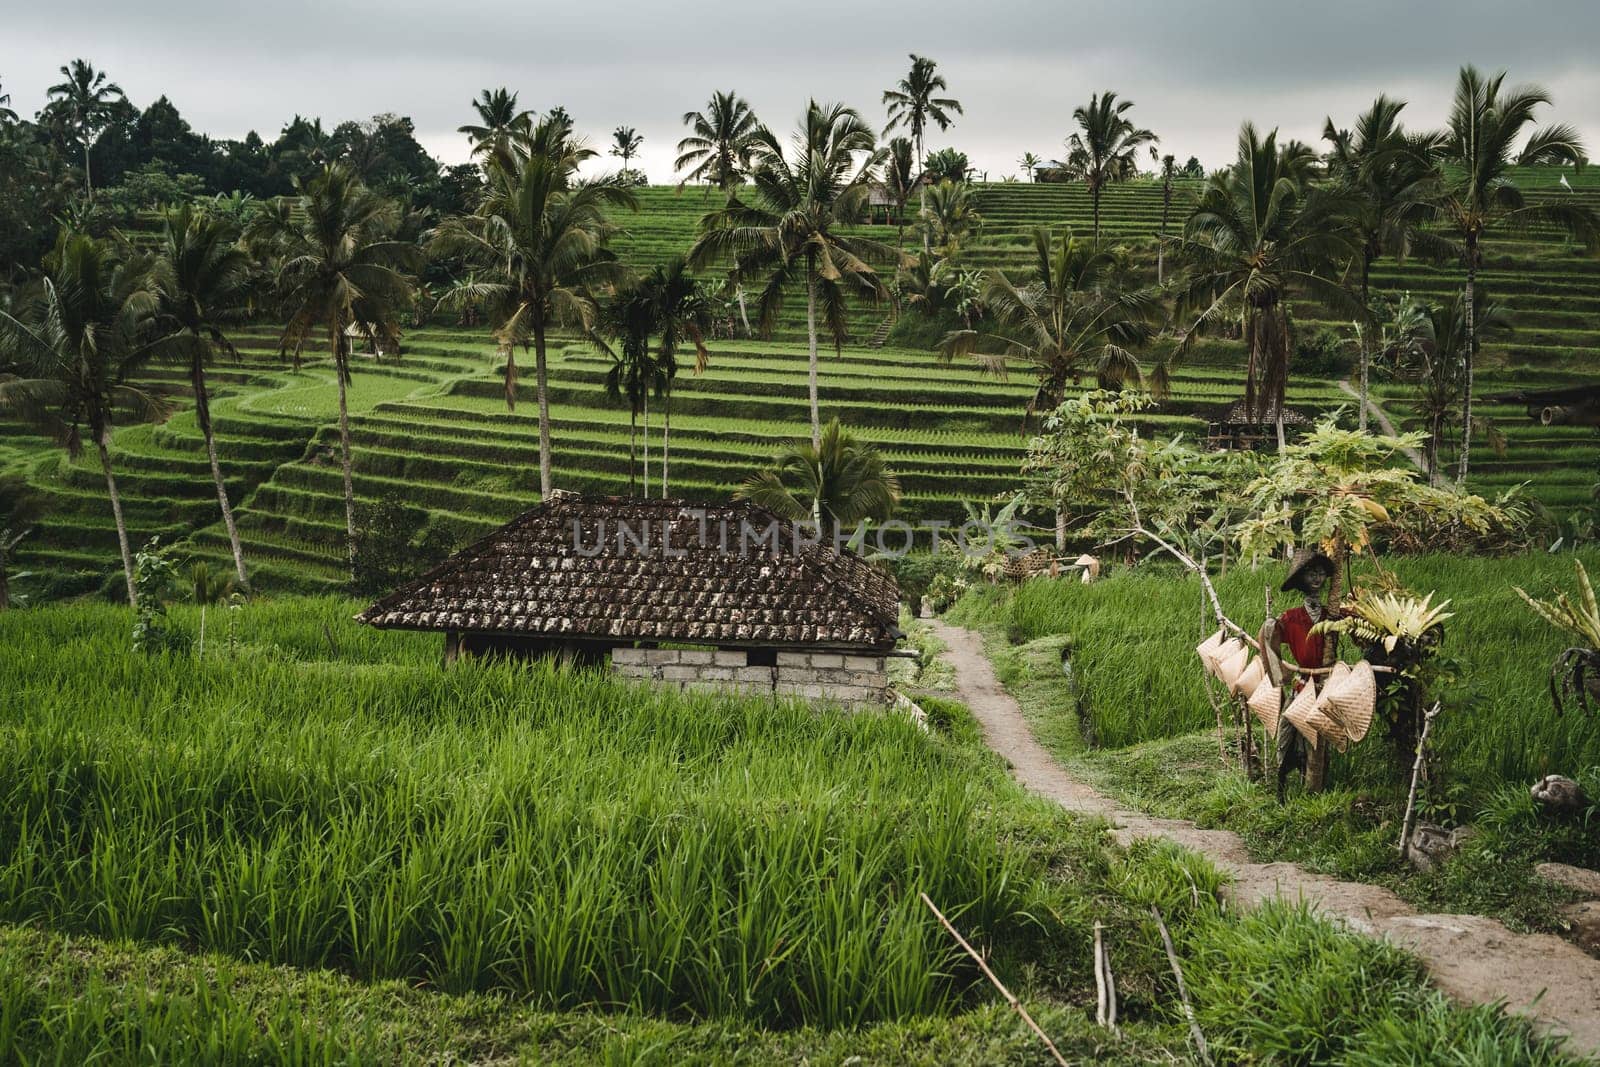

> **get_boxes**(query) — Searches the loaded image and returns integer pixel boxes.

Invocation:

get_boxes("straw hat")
[1281,547,1336,593]
[1308,708,1349,751]
[1205,637,1244,681]
[1316,662,1351,711]
[1247,676,1282,734]
[1321,660,1377,743]
[1232,656,1265,700]
[1217,644,1251,692]
[1282,680,1322,749]
[1195,629,1226,671]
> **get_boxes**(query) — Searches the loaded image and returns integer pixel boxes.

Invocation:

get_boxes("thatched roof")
[357,495,901,649]
[1208,399,1313,427]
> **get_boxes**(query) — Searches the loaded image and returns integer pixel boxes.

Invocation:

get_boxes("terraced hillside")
[6,169,1599,598]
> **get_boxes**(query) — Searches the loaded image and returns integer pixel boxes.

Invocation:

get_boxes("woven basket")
[1232,656,1265,700]
[1283,680,1322,749]
[1217,645,1251,692]
[1195,630,1226,672]
[1247,676,1283,734]
[1322,660,1377,743]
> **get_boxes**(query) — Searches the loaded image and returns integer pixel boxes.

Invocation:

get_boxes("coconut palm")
[1175,123,1361,450]
[1321,96,1443,429]
[0,78,16,125]
[0,233,169,605]
[1151,150,1177,283]
[1066,91,1157,247]
[882,55,963,252]
[918,179,984,259]
[46,59,124,201]
[1402,291,1513,483]
[690,101,902,452]
[595,286,664,495]
[939,226,1160,427]
[737,418,900,541]
[884,137,917,248]
[1019,151,1042,182]
[1427,66,1599,483]
[459,87,533,156]
[611,125,643,176]
[148,204,256,589]
[248,164,417,573]
[637,257,713,497]
[676,90,761,194]
[430,119,637,497]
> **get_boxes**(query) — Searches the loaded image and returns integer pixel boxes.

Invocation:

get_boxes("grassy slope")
[7,170,1600,599]
[944,556,1600,933]
[0,598,1581,1065]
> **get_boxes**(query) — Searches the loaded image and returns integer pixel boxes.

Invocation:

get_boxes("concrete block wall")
[611,647,888,705]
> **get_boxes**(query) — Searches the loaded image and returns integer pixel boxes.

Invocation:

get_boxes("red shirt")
[1276,606,1332,669]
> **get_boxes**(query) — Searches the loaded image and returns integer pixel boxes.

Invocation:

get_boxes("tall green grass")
[951,552,1600,791]
[0,602,1064,1028]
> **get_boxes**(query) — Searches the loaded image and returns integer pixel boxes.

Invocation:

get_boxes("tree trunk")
[193,355,249,590]
[1457,237,1477,485]
[83,139,94,202]
[1358,257,1372,433]
[333,328,357,577]
[736,286,751,337]
[98,434,137,607]
[662,386,671,498]
[642,386,650,498]
[1158,176,1171,284]
[1092,183,1101,248]
[1055,508,1067,552]
[534,317,553,497]
[1427,411,1442,487]
[806,265,822,449]
[1275,408,1287,453]
[918,135,931,256]
[628,409,637,496]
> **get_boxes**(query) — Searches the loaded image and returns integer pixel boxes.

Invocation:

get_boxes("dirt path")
[927,618,1600,1059]
[1337,379,1428,472]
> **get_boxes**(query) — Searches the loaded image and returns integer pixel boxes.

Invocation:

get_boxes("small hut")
[356,495,902,705]
[1486,384,1600,427]
[1205,399,1313,451]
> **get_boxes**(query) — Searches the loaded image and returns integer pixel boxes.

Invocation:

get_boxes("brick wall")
[610,647,888,705]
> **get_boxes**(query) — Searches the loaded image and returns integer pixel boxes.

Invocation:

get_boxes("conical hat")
[1217,645,1251,692]
[1247,676,1282,734]
[1322,660,1376,743]
[1195,629,1226,671]
[1283,680,1322,749]
[1316,661,1351,709]
[1305,707,1349,751]
[1231,656,1265,700]
[1203,637,1243,680]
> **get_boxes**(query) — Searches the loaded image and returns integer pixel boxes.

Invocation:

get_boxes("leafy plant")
[1316,590,1454,653]
[131,537,188,654]
[1517,559,1600,715]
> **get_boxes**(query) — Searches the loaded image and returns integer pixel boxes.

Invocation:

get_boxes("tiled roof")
[356,495,901,649]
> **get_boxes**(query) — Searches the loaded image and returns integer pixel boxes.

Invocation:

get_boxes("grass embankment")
[946,554,1600,932]
[0,597,1581,1063]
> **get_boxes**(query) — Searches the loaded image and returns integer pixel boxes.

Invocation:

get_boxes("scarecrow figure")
[1266,547,1341,797]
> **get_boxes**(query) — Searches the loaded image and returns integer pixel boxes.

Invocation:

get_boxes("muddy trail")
[927,619,1600,1059]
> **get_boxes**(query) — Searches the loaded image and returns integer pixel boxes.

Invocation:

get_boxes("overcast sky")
[4,0,1598,182]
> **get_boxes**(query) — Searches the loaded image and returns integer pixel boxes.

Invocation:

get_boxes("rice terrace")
[6,4,1600,1062]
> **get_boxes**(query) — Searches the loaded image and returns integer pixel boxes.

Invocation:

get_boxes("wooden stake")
[921,892,1068,1066]
[1151,905,1213,1067]
[1093,920,1118,1031]
[1398,702,1442,862]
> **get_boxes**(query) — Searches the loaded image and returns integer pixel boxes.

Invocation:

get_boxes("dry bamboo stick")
[920,892,1068,1066]
[1398,702,1443,862]
[1151,906,1213,1067]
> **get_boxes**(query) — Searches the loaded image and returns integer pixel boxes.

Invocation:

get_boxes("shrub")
[349,494,457,596]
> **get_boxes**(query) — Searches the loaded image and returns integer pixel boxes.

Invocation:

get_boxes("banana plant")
[1517,560,1600,714]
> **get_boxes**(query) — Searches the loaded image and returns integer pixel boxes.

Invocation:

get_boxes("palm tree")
[1151,150,1177,283]
[676,90,761,194]
[611,125,643,176]
[1399,291,1512,483]
[918,179,983,259]
[249,164,417,573]
[0,78,17,125]
[431,119,637,497]
[939,227,1160,425]
[0,233,169,605]
[737,418,900,541]
[882,55,963,252]
[1428,66,1598,483]
[1065,91,1157,247]
[884,137,917,248]
[1019,152,1042,182]
[690,101,902,452]
[1321,96,1442,429]
[46,59,124,201]
[595,287,662,495]
[637,257,713,496]
[1175,123,1361,450]
[459,87,533,156]
[148,204,255,590]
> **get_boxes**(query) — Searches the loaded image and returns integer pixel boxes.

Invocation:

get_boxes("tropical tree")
[1019,151,1042,182]
[1397,291,1513,482]
[675,90,761,194]
[1321,96,1442,429]
[46,59,125,201]
[458,87,533,156]
[1175,123,1361,450]
[882,55,963,251]
[1151,150,1177,283]
[595,285,663,495]
[1065,91,1157,246]
[148,204,255,589]
[1428,66,1598,482]
[637,257,712,496]
[249,164,417,573]
[691,101,902,452]
[737,418,900,541]
[939,226,1160,427]
[0,233,169,605]
[0,78,16,125]
[884,137,917,248]
[611,125,643,176]
[918,179,983,258]
[431,119,636,497]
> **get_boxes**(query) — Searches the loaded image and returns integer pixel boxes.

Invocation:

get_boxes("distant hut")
[1205,399,1313,451]
[356,494,902,705]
